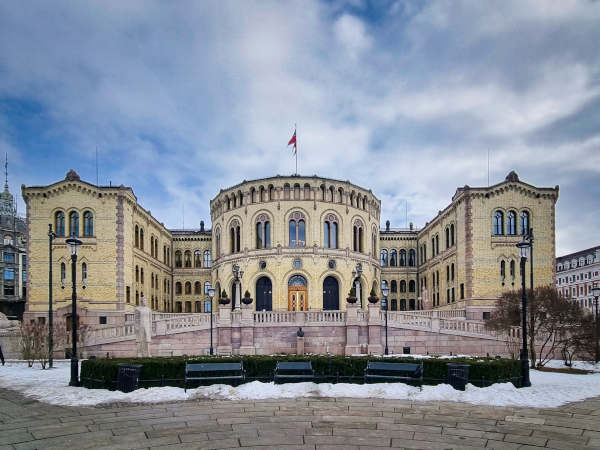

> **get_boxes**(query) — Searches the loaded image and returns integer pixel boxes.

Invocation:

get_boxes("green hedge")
[81,355,522,390]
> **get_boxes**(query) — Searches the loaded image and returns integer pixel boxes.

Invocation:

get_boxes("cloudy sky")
[1,0,598,256]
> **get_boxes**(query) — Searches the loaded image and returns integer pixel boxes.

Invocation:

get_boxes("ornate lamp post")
[232,264,244,310]
[528,228,534,290]
[516,235,531,387]
[381,281,390,355]
[591,284,600,363]
[48,224,56,368]
[65,236,82,387]
[352,263,363,307]
[206,286,215,355]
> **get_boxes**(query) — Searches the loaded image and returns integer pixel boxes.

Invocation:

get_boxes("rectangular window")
[126,286,131,303]
[4,268,14,280]
[99,316,107,325]
[452,288,455,302]
[460,283,464,299]
[483,312,491,320]
[4,253,15,263]
[403,347,411,354]
[4,285,14,295]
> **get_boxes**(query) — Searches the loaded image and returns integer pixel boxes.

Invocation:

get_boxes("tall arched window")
[194,281,201,294]
[268,185,275,201]
[400,280,406,293]
[230,219,241,253]
[284,183,291,200]
[289,212,306,247]
[69,211,79,236]
[431,237,435,257]
[520,211,530,235]
[140,268,144,284]
[204,250,211,267]
[60,262,66,282]
[381,280,389,294]
[204,281,211,294]
[399,249,406,267]
[184,250,192,268]
[256,214,271,249]
[380,249,388,266]
[215,228,221,259]
[175,250,182,268]
[391,280,397,293]
[194,250,201,268]
[139,228,144,250]
[510,260,515,280]
[435,235,439,255]
[55,211,65,236]
[450,224,455,246]
[372,230,377,257]
[294,184,301,200]
[323,214,338,249]
[500,260,506,282]
[353,220,364,252]
[175,282,182,295]
[185,281,191,295]
[494,211,504,235]
[135,265,139,282]
[507,211,517,235]
[81,262,87,282]
[135,225,139,248]
[408,249,416,266]
[451,263,455,281]
[390,250,397,267]
[409,280,415,292]
[445,227,450,249]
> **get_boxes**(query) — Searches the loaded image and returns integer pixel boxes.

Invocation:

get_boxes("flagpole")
[295,123,298,176]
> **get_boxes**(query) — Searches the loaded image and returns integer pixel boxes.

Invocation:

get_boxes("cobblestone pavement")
[1,389,600,449]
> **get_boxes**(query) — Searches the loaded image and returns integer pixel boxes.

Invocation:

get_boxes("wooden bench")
[274,361,315,383]
[184,362,245,391]
[364,361,423,389]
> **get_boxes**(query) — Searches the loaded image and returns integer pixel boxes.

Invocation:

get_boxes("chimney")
[385,220,390,232]
[200,220,205,232]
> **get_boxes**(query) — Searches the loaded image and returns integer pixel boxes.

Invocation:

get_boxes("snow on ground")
[1,360,600,408]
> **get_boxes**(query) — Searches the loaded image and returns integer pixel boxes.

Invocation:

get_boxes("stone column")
[239,301,255,355]
[217,305,232,355]
[344,302,361,355]
[367,302,383,355]
[135,297,152,357]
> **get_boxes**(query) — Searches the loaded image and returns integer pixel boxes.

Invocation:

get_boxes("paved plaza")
[1,388,600,449]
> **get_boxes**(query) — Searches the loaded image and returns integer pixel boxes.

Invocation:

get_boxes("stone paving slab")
[2,388,600,449]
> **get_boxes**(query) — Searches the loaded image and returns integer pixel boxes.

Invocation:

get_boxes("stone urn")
[346,296,358,304]
[242,296,253,305]
[368,296,379,304]
[218,297,231,305]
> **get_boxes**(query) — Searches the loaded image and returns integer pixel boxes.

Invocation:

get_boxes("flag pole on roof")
[288,124,297,175]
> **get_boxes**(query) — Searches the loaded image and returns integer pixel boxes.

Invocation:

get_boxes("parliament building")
[21,169,559,327]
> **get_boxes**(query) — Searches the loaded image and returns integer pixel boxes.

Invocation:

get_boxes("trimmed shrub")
[81,355,521,390]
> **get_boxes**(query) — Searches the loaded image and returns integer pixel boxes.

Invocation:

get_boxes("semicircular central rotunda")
[209,175,381,311]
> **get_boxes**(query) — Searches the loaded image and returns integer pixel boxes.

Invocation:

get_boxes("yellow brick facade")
[21,170,558,323]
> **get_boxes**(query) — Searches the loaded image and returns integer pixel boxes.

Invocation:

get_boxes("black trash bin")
[447,363,470,391]
[117,364,142,393]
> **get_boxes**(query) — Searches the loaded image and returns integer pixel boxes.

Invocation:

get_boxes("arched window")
[184,250,192,268]
[390,250,397,267]
[175,282,182,295]
[323,214,338,249]
[294,183,301,200]
[408,249,416,266]
[391,280,397,293]
[55,211,65,236]
[400,280,406,293]
[445,227,450,249]
[60,262,66,282]
[353,220,364,252]
[250,187,257,203]
[494,211,504,235]
[194,281,202,294]
[446,265,450,282]
[140,268,144,284]
[204,250,211,268]
[450,224,455,246]
[520,211,530,235]
[399,249,406,267]
[135,265,139,282]
[284,183,291,200]
[381,280,389,293]
[380,249,388,266]
[69,211,79,236]
[256,214,271,249]
[175,251,182,268]
[229,219,241,253]
[500,260,506,282]
[185,281,191,295]
[451,263,455,281]
[150,237,154,257]
[289,212,306,247]
[139,228,144,250]
[268,185,275,201]
[435,235,439,254]
[507,211,517,235]
[409,280,415,292]
[372,230,377,257]
[400,299,406,311]
[328,186,334,202]
[215,229,221,259]
[510,260,515,280]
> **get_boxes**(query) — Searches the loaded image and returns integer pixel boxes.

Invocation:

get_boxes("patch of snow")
[1,361,600,408]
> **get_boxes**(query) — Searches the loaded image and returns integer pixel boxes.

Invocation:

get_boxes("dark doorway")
[323,276,339,310]
[256,277,272,311]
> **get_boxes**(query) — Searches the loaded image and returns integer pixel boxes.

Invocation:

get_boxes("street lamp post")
[65,236,82,387]
[516,235,531,387]
[591,284,600,363]
[381,282,390,355]
[528,228,534,291]
[232,264,244,310]
[48,224,56,368]
[352,263,363,307]
[207,286,215,355]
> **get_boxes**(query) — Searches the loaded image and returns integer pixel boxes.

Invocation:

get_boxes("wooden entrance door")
[288,286,308,311]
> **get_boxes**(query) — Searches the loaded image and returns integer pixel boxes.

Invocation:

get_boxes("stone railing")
[125,313,135,323]
[152,312,191,322]
[156,313,212,335]
[87,323,136,344]
[436,309,466,319]
[254,311,297,324]
[383,311,432,328]
[304,310,345,324]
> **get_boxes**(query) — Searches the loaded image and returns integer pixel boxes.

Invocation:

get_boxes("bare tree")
[19,322,36,367]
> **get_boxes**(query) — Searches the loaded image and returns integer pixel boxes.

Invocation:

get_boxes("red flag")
[288,130,297,155]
